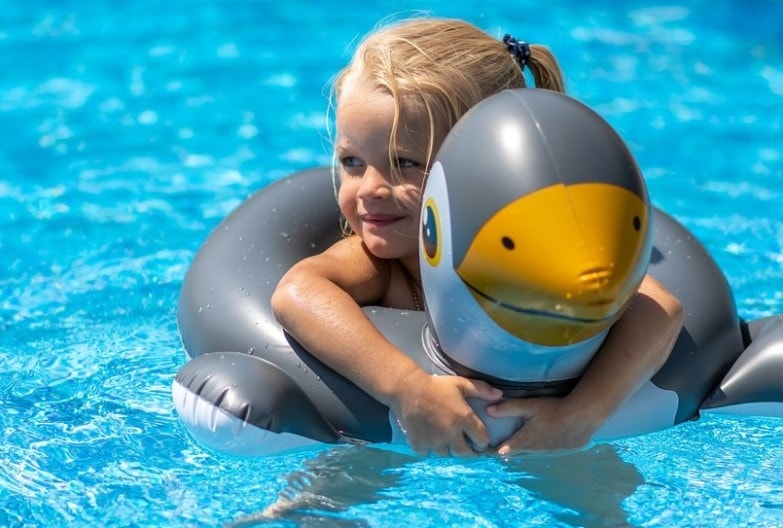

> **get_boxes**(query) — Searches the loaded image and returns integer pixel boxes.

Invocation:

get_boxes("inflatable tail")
[702,315,783,417]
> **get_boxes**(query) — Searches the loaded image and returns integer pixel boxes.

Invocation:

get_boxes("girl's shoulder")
[323,237,420,310]
[317,236,394,304]
[324,235,387,270]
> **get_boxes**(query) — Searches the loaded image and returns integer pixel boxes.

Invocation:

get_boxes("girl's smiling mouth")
[360,213,406,226]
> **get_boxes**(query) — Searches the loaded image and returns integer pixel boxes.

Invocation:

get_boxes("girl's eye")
[340,156,363,168]
[339,157,365,176]
[395,158,419,169]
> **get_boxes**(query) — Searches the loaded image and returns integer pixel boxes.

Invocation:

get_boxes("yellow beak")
[456,182,649,346]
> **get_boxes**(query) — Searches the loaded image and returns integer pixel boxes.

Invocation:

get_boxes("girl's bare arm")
[271,236,501,456]
[487,274,683,455]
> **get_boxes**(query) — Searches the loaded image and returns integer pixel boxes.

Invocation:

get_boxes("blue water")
[1,0,782,526]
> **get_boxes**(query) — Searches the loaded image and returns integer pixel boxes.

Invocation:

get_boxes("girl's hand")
[392,372,502,457]
[484,274,683,457]
[485,396,597,456]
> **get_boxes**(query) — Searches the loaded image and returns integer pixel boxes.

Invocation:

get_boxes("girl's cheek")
[336,181,353,203]
[405,188,424,211]
[337,186,361,226]
[336,193,351,216]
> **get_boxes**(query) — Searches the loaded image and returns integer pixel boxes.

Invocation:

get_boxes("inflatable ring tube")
[173,166,783,456]
[174,90,783,456]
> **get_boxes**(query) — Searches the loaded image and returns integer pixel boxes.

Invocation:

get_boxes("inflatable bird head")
[420,89,652,382]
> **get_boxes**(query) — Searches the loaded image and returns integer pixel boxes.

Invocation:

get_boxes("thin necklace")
[404,270,423,311]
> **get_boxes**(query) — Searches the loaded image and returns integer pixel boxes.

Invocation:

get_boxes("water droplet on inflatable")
[198,306,203,313]
[248,347,255,354]
[296,361,301,368]
[396,418,408,434]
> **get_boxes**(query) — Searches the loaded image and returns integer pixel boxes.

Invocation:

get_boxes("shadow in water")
[226,446,417,527]
[502,444,644,527]
[228,443,643,527]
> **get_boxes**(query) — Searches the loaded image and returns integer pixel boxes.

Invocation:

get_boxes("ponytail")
[528,45,566,93]
[502,34,565,93]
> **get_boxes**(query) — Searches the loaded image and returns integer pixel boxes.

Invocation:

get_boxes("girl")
[271,18,683,457]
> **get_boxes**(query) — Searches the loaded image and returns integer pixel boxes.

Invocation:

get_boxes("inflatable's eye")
[501,236,515,250]
[633,215,641,232]
[422,197,441,267]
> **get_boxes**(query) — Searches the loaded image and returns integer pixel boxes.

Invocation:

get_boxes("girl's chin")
[364,239,416,261]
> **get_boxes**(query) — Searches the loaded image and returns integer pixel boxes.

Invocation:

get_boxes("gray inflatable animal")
[173,89,783,456]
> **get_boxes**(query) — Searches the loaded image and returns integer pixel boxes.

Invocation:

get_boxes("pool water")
[1,0,782,526]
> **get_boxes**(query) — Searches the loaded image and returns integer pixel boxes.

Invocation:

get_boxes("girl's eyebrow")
[394,141,426,153]
[334,139,351,150]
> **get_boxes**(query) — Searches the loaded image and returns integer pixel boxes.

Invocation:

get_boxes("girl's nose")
[358,167,392,199]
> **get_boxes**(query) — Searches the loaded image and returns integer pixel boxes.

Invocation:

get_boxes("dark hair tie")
[503,34,531,70]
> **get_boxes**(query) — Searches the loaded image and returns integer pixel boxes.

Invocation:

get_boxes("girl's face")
[335,83,429,262]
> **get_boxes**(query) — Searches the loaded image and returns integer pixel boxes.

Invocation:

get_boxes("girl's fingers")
[461,416,491,453]
[460,377,503,401]
[486,398,531,418]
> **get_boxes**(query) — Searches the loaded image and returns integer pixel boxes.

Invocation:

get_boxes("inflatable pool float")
[172,89,783,457]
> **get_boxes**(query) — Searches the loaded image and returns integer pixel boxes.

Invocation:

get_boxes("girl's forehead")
[336,86,394,129]
[337,86,430,140]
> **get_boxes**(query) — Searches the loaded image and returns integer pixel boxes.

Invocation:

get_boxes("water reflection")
[229,443,643,527]
[227,447,416,527]
[502,444,643,527]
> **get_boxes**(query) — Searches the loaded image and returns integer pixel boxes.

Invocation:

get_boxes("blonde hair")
[332,17,566,234]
